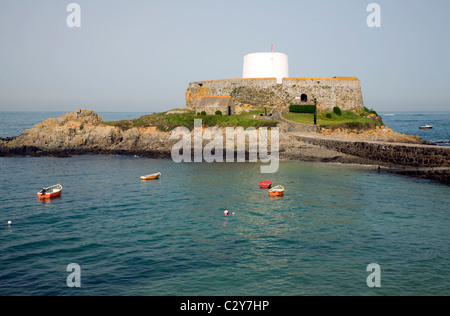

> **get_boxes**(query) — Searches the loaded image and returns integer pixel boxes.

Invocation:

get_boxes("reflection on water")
[37,196,62,204]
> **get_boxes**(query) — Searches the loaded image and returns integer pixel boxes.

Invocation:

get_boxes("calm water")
[380,111,450,146]
[0,111,449,296]
[0,157,449,296]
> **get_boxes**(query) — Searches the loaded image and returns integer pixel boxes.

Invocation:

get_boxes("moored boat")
[37,184,62,199]
[259,180,272,189]
[269,185,285,197]
[140,172,161,180]
[419,124,433,129]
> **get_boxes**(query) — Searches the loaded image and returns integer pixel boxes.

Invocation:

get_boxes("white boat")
[419,124,433,130]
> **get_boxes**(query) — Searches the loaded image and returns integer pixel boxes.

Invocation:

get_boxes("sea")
[0,111,449,296]
[379,111,450,147]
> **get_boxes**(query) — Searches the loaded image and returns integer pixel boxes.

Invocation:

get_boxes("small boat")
[37,184,62,199]
[419,124,433,130]
[259,180,272,189]
[269,185,285,197]
[140,172,161,180]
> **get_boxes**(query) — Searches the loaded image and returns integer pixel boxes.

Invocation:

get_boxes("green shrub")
[289,104,316,113]
[215,110,222,116]
[364,106,378,116]
[325,113,332,119]
[333,106,342,116]
[201,111,207,115]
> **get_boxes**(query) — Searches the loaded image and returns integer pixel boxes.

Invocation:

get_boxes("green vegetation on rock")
[333,106,342,116]
[102,110,278,132]
[283,108,384,130]
[289,104,316,113]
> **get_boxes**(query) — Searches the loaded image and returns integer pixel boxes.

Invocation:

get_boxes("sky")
[0,0,449,113]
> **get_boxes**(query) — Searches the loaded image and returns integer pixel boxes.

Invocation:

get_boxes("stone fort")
[186,52,364,115]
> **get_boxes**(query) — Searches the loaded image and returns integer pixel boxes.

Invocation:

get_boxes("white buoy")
[7,221,12,226]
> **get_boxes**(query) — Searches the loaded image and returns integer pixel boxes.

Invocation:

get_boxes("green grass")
[102,107,383,132]
[283,108,384,130]
[102,110,278,132]
[236,108,266,120]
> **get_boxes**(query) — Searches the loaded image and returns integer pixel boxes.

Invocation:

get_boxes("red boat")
[259,180,272,189]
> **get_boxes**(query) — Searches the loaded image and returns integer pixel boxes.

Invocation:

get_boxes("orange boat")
[37,184,62,199]
[140,172,161,180]
[269,185,284,197]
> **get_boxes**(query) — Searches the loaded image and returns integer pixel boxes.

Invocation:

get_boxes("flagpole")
[271,43,274,80]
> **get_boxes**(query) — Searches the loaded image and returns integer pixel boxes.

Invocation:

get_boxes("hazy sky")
[0,0,449,112]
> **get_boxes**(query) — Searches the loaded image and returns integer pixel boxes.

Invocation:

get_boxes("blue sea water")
[0,111,449,296]
[380,111,450,146]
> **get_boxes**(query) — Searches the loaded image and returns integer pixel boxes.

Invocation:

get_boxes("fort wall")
[186,77,364,114]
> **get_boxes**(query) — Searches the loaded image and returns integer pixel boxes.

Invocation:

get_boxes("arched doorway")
[301,94,308,103]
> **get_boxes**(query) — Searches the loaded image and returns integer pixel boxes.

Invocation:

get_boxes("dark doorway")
[227,106,231,116]
[301,94,308,102]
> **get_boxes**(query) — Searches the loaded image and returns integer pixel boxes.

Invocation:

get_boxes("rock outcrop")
[1,110,449,178]
[0,109,174,157]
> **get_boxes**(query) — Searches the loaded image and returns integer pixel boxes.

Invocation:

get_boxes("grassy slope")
[101,107,383,132]
[283,108,384,130]
[102,110,278,132]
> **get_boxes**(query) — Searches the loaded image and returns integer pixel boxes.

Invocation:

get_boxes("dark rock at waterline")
[1,109,449,184]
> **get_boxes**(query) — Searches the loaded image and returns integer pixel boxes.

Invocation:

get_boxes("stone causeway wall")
[295,135,450,168]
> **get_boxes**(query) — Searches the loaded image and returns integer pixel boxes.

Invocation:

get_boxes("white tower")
[243,52,289,84]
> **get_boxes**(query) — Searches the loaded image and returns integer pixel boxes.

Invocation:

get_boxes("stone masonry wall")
[196,96,231,115]
[295,135,450,168]
[186,77,364,113]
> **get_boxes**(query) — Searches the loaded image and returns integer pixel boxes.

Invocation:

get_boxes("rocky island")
[0,109,449,183]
